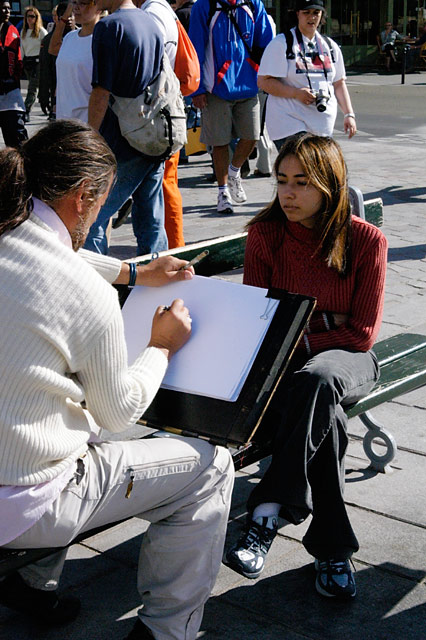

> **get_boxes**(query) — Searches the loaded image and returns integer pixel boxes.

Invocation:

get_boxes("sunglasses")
[27,13,36,17]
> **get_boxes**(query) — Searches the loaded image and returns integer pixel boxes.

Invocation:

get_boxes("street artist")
[0,119,234,640]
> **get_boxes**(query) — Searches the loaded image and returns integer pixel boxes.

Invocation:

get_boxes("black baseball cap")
[295,0,325,10]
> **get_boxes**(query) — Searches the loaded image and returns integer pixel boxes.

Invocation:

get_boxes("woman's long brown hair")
[22,6,43,38]
[247,133,352,275]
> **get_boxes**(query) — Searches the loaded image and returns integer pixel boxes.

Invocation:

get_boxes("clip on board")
[139,287,316,448]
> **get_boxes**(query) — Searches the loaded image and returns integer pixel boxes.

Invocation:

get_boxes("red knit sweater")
[243,216,388,356]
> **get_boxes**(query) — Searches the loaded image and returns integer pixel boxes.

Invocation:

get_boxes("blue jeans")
[84,152,168,256]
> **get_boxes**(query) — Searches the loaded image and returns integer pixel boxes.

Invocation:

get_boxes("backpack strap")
[283,28,295,60]
[208,0,256,26]
[284,28,336,63]
[320,33,336,63]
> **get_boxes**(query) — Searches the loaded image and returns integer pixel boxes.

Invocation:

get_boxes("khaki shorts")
[200,93,260,146]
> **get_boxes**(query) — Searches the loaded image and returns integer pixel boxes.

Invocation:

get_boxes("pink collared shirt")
[0,200,76,546]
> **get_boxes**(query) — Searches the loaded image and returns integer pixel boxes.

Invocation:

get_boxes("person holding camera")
[257,0,356,149]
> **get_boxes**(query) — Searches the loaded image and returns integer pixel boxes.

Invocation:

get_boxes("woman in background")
[21,6,47,121]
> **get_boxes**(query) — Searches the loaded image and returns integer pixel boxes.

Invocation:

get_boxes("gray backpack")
[111,53,187,160]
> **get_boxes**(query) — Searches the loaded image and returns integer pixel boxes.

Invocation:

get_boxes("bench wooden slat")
[372,333,426,366]
[136,233,247,276]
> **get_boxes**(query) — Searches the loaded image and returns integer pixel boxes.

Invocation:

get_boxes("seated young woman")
[225,132,388,599]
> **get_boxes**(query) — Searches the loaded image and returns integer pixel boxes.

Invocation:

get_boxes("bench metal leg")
[359,411,397,473]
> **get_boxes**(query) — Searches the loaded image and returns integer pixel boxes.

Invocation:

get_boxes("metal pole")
[401,45,409,84]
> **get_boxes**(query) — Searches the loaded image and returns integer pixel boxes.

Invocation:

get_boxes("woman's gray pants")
[247,348,379,560]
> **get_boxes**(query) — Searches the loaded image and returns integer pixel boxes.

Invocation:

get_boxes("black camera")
[314,89,329,112]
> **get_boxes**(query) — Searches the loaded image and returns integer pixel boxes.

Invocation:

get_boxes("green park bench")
[2,191,426,579]
[123,190,424,476]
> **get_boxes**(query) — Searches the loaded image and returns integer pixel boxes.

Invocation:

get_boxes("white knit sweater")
[0,215,168,486]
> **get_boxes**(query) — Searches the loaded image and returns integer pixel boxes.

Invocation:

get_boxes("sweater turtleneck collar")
[285,219,317,244]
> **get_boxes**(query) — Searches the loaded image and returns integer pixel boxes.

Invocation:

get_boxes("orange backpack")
[174,19,200,97]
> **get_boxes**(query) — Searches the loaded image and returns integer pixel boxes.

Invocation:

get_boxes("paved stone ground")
[1,72,425,639]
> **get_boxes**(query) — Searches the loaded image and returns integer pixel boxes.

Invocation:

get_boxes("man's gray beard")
[70,213,91,252]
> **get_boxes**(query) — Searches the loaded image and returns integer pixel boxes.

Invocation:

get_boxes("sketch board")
[122,278,315,446]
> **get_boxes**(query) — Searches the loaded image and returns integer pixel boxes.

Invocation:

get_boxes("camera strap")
[295,28,331,97]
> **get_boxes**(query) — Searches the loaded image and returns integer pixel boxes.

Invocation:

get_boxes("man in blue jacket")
[189,0,273,214]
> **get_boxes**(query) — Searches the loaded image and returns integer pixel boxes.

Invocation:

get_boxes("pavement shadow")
[364,185,426,205]
[109,244,139,260]
[0,542,143,640]
[201,562,426,639]
[387,244,426,261]
[344,464,381,483]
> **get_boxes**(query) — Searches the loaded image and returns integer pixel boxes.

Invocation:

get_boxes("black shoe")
[225,516,278,579]
[240,158,250,179]
[112,197,133,229]
[48,112,56,121]
[314,558,356,599]
[0,572,81,625]
[253,169,271,178]
[124,618,155,639]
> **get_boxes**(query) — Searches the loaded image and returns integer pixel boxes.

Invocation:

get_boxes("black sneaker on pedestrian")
[225,516,278,579]
[0,571,81,625]
[124,617,155,639]
[240,158,250,179]
[314,558,356,599]
[112,197,133,229]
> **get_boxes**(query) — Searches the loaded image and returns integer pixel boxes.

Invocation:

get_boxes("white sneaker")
[228,175,247,203]
[217,190,234,214]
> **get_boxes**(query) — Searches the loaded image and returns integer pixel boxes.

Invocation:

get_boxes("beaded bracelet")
[128,262,137,288]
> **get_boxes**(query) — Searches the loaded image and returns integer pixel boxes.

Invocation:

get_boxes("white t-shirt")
[56,29,93,122]
[142,0,178,69]
[258,28,346,140]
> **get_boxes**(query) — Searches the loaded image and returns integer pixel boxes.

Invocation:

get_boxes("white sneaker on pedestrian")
[228,175,247,203]
[217,190,234,214]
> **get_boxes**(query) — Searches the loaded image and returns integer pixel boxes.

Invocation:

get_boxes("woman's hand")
[343,115,357,139]
[149,298,192,358]
[293,87,316,105]
[61,2,74,27]
[333,313,349,327]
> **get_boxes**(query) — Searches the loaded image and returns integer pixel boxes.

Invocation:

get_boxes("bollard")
[401,45,410,84]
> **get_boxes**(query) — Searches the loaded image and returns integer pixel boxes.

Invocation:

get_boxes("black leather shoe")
[113,197,133,229]
[124,618,155,639]
[0,572,81,626]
